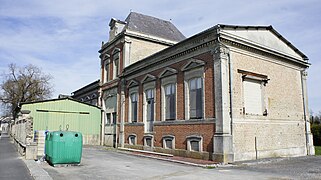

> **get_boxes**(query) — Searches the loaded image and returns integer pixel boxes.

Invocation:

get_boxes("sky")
[0,0,320,114]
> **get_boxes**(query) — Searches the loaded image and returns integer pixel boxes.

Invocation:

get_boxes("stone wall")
[230,49,307,161]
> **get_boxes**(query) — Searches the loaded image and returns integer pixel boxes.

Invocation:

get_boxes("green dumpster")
[45,131,82,165]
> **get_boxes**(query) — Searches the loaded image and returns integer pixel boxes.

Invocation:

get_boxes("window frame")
[129,91,138,123]
[239,69,269,116]
[113,51,120,79]
[143,135,154,147]
[128,134,137,145]
[186,135,203,152]
[104,58,110,83]
[143,81,156,132]
[162,135,175,149]
[161,75,177,121]
[184,67,205,120]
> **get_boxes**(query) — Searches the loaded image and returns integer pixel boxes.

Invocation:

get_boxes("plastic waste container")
[45,131,82,165]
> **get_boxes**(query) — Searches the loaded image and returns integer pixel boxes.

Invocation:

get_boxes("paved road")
[0,133,33,180]
[231,156,321,179]
[39,147,284,180]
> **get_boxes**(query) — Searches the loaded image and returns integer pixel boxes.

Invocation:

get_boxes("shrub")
[311,124,321,146]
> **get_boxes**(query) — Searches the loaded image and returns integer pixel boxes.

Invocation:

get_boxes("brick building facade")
[98,12,314,162]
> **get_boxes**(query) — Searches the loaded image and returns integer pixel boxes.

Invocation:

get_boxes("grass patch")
[315,146,321,155]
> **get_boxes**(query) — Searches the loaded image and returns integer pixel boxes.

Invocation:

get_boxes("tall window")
[131,93,138,122]
[113,53,119,79]
[105,62,110,82]
[165,84,176,120]
[189,77,203,119]
[145,89,154,122]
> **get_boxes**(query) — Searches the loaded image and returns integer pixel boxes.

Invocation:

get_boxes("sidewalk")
[0,133,33,180]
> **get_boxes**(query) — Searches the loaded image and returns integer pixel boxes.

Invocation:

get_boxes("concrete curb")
[117,150,220,168]
[23,160,52,180]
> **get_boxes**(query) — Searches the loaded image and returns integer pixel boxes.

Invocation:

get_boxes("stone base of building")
[124,144,212,160]
[234,146,307,161]
[213,134,234,163]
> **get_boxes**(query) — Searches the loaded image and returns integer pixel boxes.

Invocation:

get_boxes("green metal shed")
[21,97,101,145]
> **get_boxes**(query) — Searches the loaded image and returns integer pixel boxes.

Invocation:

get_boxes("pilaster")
[119,79,126,148]
[212,44,234,163]
[301,70,315,155]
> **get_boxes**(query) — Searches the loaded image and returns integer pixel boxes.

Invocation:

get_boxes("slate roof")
[125,12,186,42]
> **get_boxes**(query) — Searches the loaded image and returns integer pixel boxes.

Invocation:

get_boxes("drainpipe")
[300,69,310,155]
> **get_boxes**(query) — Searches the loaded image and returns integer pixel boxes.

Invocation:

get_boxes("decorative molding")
[112,48,120,55]
[127,80,139,88]
[142,74,156,84]
[181,58,205,71]
[103,54,110,60]
[211,44,230,60]
[159,67,177,78]
[220,38,309,67]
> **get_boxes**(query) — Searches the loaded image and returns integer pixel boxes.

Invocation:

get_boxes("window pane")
[129,136,136,145]
[196,89,203,118]
[190,140,200,151]
[105,63,109,81]
[189,78,203,119]
[165,84,176,120]
[146,138,152,147]
[132,102,137,122]
[106,113,111,124]
[165,139,173,149]
[131,93,137,102]
[189,79,196,90]
[190,90,197,118]
[112,112,117,124]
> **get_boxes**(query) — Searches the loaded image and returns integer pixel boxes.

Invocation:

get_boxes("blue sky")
[0,0,320,114]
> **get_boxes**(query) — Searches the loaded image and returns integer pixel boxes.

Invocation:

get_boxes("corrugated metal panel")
[21,99,101,136]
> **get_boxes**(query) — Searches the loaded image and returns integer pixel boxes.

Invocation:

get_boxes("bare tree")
[0,63,53,118]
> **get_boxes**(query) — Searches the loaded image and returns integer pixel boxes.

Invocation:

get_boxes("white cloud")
[1,0,320,112]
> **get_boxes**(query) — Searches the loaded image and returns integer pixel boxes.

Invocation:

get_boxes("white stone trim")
[127,79,139,88]
[144,134,154,147]
[162,135,175,149]
[142,74,156,84]
[128,134,137,145]
[181,58,205,72]
[159,67,177,78]
[186,135,203,152]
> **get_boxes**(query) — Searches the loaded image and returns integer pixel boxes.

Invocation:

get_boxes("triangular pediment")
[142,74,156,83]
[127,80,139,88]
[220,25,307,60]
[159,67,177,78]
[181,59,205,71]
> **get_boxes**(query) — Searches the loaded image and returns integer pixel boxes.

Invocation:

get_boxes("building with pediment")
[98,12,314,162]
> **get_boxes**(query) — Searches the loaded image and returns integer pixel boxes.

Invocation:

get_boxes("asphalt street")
[0,133,33,180]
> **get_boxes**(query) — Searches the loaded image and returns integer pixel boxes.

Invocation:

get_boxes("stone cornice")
[124,30,177,46]
[219,34,310,68]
